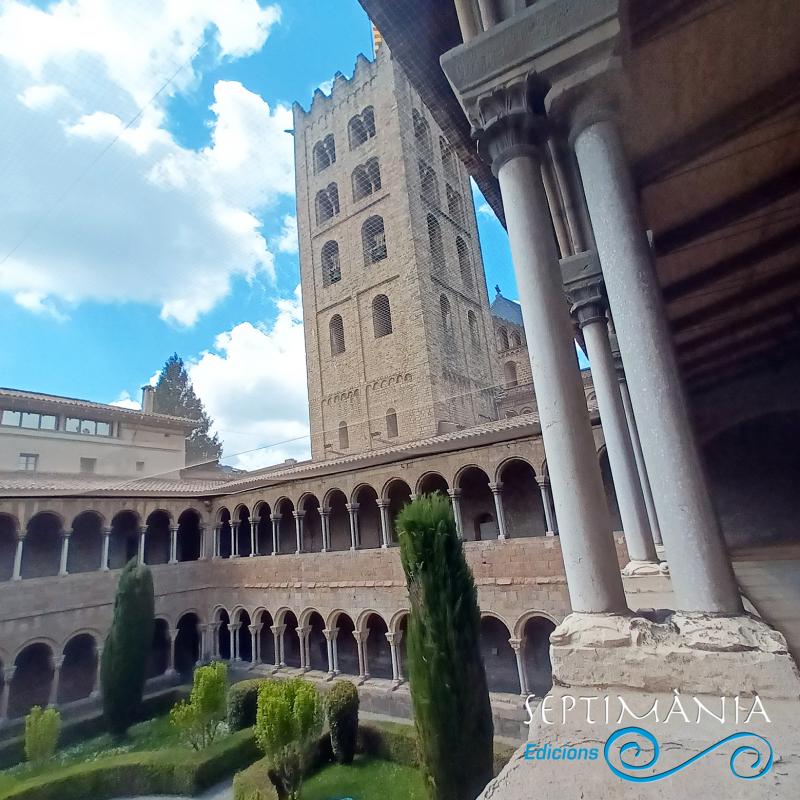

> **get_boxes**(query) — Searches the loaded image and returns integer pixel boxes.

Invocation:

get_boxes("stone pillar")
[323,629,337,679]
[209,622,220,659]
[346,503,360,550]
[448,489,464,539]
[0,666,15,722]
[91,647,103,698]
[509,638,529,697]
[386,632,403,688]
[58,529,71,576]
[250,518,258,557]
[565,269,659,572]
[199,525,207,560]
[320,509,330,553]
[270,515,281,555]
[353,630,369,683]
[230,623,241,661]
[100,527,111,570]
[536,478,557,536]
[488,483,509,540]
[296,626,311,671]
[376,500,391,548]
[199,623,208,663]
[230,522,239,558]
[211,525,219,559]
[169,526,178,564]
[293,511,305,554]
[249,625,259,666]
[570,105,742,613]
[49,655,64,707]
[138,526,147,565]
[271,624,286,668]
[166,628,178,677]
[11,534,23,581]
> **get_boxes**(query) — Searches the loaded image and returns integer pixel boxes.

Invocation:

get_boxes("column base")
[326,671,336,682]
[656,544,667,560]
[621,559,667,577]
[551,610,800,698]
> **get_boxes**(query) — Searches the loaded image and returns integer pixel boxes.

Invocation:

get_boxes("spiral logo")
[604,726,774,783]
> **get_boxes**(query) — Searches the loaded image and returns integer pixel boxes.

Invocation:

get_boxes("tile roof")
[490,293,524,327]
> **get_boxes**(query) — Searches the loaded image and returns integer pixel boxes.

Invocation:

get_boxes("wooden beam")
[688,349,798,396]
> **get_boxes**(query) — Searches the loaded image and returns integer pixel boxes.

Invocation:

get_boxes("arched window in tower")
[386,408,398,439]
[419,161,439,205]
[447,184,464,224]
[330,314,345,355]
[427,214,444,274]
[456,237,472,290]
[468,310,480,348]
[413,109,433,161]
[313,134,336,173]
[511,330,522,347]
[352,157,381,201]
[504,361,518,388]
[362,215,387,264]
[321,241,341,286]
[348,106,376,150]
[497,327,510,351]
[363,106,376,138]
[440,136,457,182]
[315,184,340,225]
[338,421,349,450]
[372,294,392,337]
[440,294,453,335]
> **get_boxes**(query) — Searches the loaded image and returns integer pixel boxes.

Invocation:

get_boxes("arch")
[353,484,381,549]
[362,215,387,264]
[313,133,336,173]
[236,505,252,558]
[417,471,449,497]
[440,135,457,181]
[333,612,358,677]
[59,633,97,704]
[456,237,472,290]
[412,108,432,160]
[22,512,62,579]
[372,294,393,337]
[306,611,327,672]
[389,609,410,635]
[352,157,381,201]
[147,618,170,678]
[599,447,622,532]
[254,502,273,556]
[497,457,546,537]
[511,330,522,347]
[275,498,296,555]
[300,494,322,553]
[419,161,439,204]
[144,509,170,566]
[282,610,301,669]
[315,184,339,225]
[216,608,231,660]
[236,609,253,663]
[175,612,201,675]
[177,508,201,562]
[0,514,17,582]
[384,479,412,544]
[338,421,349,450]
[218,507,232,560]
[348,106,375,149]
[325,489,350,551]
[321,240,341,286]
[497,327,510,351]
[257,610,275,665]
[68,511,103,575]
[386,408,398,439]
[9,642,53,718]
[503,361,518,388]
[456,465,496,541]
[329,314,345,356]
[467,310,480,348]
[521,614,556,696]
[447,185,464,224]
[479,615,518,694]
[439,294,452,334]
[427,214,444,273]
[362,612,391,680]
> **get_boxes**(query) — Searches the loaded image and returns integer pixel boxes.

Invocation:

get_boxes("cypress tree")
[397,493,494,800]
[101,559,155,738]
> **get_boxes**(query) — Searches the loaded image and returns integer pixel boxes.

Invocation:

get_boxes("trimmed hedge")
[327,680,359,764]
[227,680,268,732]
[0,727,259,800]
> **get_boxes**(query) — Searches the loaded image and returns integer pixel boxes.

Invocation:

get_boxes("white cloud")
[272,214,298,254]
[0,0,293,326]
[477,201,493,218]
[316,78,334,95]
[188,287,310,470]
[110,391,142,410]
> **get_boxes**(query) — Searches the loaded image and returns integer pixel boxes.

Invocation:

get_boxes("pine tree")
[153,353,223,466]
[101,560,155,738]
[397,494,494,800]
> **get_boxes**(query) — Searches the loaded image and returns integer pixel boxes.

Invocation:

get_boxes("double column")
[353,629,370,684]
[270,515,281,555]
[58,528,71,576]
[385,631,404,687]
[293,511,305,554]
[376,500,391,548]
[536,478,558,536]
[0,666,16,723]
[448,489,465,539]
[323,628,340,679]
[346,503,360,550]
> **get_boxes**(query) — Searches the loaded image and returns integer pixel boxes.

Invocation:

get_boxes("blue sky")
[0,0,524,467]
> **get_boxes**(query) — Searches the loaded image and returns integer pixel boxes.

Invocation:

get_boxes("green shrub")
[397,494,494,800]
[170,662,227,749]
[326,680,359,764]
[101,560,155,738]
[358,721,418,767]
[23,708,60,767]
[227,679,267,732]
[232,759,279,800]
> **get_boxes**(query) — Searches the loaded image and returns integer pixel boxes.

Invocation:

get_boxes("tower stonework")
[293,47,498,461]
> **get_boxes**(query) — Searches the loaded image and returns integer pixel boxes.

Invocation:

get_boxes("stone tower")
[293,45,498,461]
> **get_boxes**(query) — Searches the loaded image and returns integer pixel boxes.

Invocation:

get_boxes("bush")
[227,679,268,732]
[326,681,359,765]
[170,662,228,749]
[24,708,60,767]
[397,494,494,800]
[1,727,259,800]
[101,560,155,738]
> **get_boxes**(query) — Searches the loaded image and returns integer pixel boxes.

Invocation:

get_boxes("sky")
[0,0,527,471]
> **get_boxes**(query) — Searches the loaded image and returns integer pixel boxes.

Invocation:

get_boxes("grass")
[300,757,426,800]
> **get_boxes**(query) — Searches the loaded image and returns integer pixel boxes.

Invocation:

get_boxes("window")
[352,157,381,201]
[362,215,387,264]
[440,136,457,182]
[447,184,464,224]
[1,410,59,430]
[96,421,111,436]
[1,410,21,426]
[419,161,439,205]
[440,294,453,334]
[413,109,432,161]
[136,461,145,472]
[511,331,522,347]
[330,314,345,355]
[504,361,518,388]
[427,214,444,274]
[348,106,376,149]
[372,294,393,337]
[338,421,349,450]
[80,457,97,474]
[468,310,480,348]
[456,237,472,290]
[315,183,339,225]
[497,327,510,351]
[40,415,57,430]
[321,240,341,286]
[65,417,112,436]
[386,408,398,438]
[17,453,38,472]
[313,133,336,173]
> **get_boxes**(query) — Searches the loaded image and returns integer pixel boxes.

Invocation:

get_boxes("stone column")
[353,630,369,683]
[570,103,742,613]
[209,622,220,659]
[169,526,178,564]
[199,624,208,663]
[293,511,305,555]
[346,503,360,550]
[249,625,259,666]
[230,623,241,661]
[230,522,239,558]
[565,270,659,572]
[320,509,331,553]
[323,628,337,679]
[58,529,71,576]
[270,515,281,555]
[49,655,64,707]
[166,628,178,677]
[536,478,557,536]
[271,624,285,669]
[376,500,392,548]
[509,638,529,697]
[199,525,207,560]
[296,626,311,671]
[250,518,258,556]
[100,526,111,570]
[488,483,509,540]
[448,489,465,539]
[91,647,103,698]
[385,632,403,688]
[211,525,219,559]
[0,666,15,722]
[11,534,23,581]
[138,526,147,565]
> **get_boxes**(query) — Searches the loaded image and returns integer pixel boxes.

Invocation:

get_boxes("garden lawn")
[300,757,426,800]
